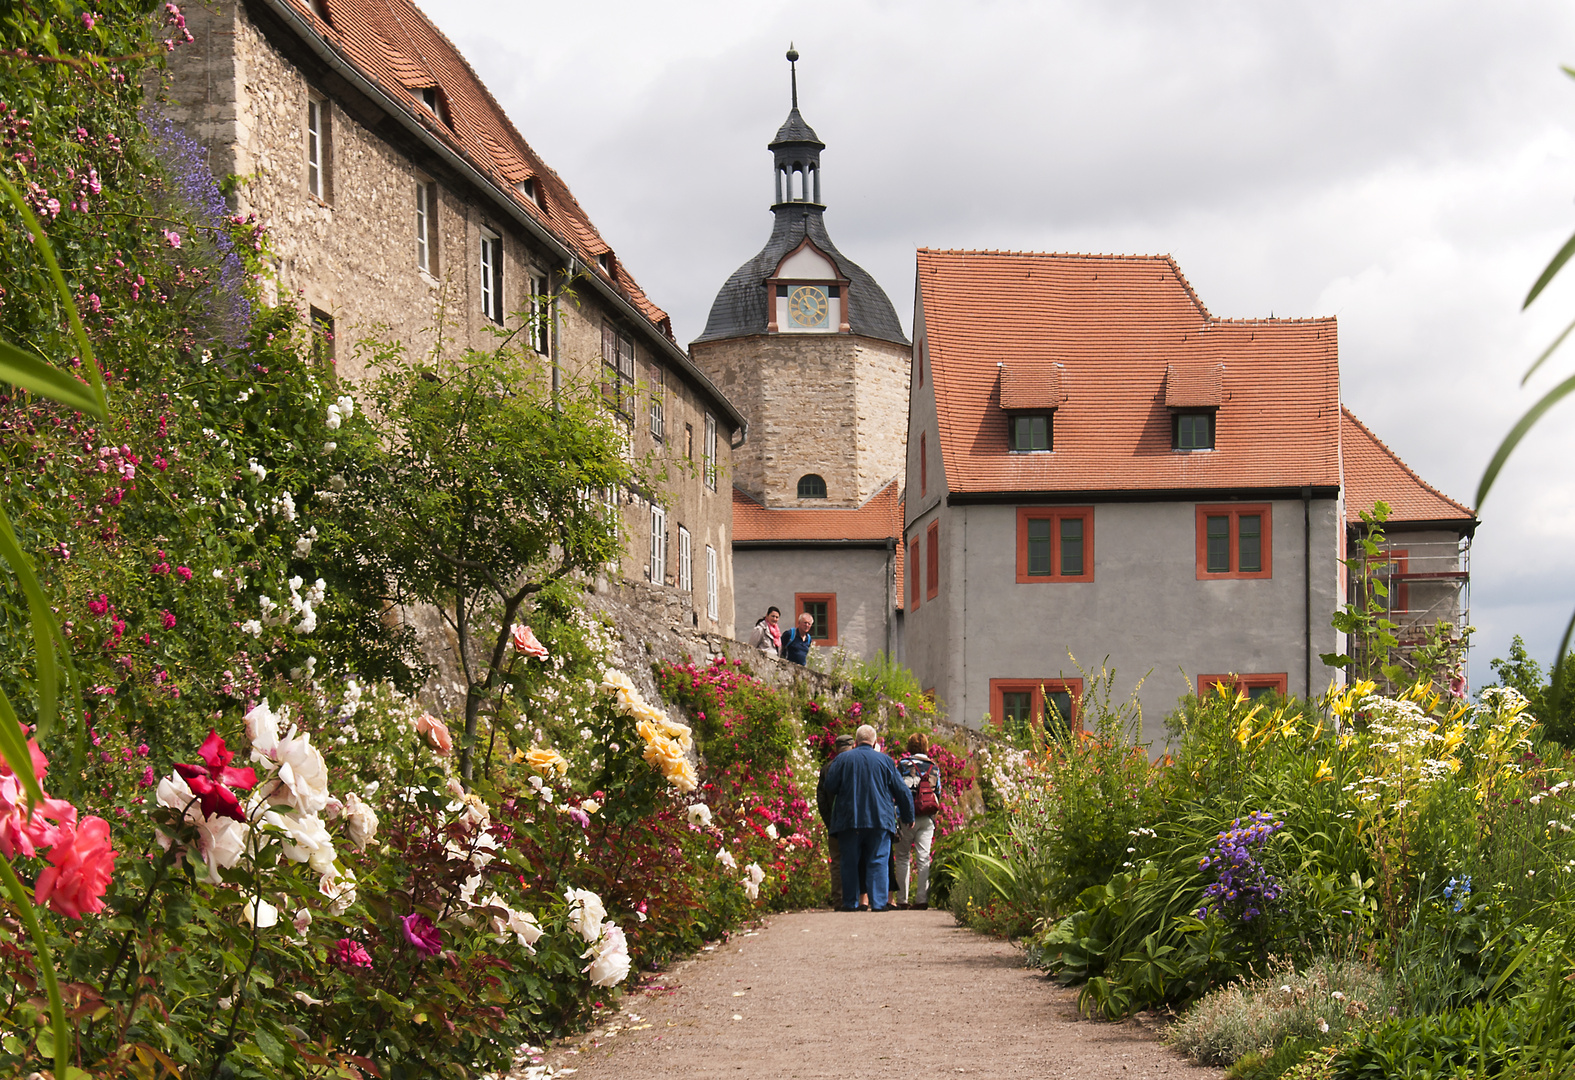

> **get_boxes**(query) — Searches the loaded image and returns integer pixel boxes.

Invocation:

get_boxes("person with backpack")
[894,732,942,910]
[779,610,814,666]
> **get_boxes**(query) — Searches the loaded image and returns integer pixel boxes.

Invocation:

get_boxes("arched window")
[797,474,827,499]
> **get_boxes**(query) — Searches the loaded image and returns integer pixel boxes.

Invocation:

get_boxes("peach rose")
[510,624,549,660]
[416,714,452,756]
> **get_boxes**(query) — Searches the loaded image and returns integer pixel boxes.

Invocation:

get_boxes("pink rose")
[510,624,549,660]
[399,913,442,956]
[34,816,116,919]
[415,714,452,756]
[333,937,373,969]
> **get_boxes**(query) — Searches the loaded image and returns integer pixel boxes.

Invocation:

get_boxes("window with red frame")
[1015,507,1093,583]
[794,593,837,647]
[1196,504,1272,580]
[920,432,927,496]
[926,521,939,600]
[989,677,1083,737]
[1199,672,1288,701]
[908,535,920,611]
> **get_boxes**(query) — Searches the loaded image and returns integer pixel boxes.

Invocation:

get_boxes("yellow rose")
[526,747,568,777]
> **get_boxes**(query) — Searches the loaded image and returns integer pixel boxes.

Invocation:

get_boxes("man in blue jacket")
[817,724,914,912]
[780,611,815,666]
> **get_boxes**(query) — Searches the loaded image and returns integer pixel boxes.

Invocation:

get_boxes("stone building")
[692,52,910,660]
[904,249,1475,744]
[161,0,744,638]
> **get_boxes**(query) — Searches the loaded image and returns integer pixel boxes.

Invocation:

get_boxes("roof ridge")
[1342,405,1475,518]
[298,0,672,334]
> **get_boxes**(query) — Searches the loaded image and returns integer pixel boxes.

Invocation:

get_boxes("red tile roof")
[999,361,1063,409]
[278,0,674,339]
[1165,361,1224,407]
[1341,407,1474,526]
[917,250,1341,494]
[732,481,904,543]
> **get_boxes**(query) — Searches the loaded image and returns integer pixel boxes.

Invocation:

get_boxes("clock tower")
[691,48,911,660]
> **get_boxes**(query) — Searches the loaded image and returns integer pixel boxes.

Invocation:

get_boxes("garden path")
[527,909,1222,1080]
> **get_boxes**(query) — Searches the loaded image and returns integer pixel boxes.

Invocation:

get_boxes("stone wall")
[692,332,909,509]
[161,0,738,650]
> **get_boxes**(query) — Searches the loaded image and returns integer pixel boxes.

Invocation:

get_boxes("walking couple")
[816,726,940,912]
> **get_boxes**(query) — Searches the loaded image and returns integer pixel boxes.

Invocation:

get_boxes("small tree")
[1321,502,1406,687]
[341,338,644,780]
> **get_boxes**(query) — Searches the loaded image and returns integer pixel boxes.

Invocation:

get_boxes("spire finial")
[786,43,799,109]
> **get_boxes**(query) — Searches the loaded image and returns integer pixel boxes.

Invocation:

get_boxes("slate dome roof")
[695,202,908,347]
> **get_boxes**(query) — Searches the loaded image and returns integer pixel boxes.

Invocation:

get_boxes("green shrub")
[1168,957,1397,1070]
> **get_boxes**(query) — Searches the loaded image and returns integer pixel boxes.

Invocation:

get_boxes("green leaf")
[1477,369,1575,509]
[0,337,103,416]
[0,507,62,744]
[1520,312,1575,387]
[1524,228,1575,310]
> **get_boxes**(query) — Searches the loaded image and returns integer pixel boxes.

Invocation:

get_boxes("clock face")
[787,285,829,329]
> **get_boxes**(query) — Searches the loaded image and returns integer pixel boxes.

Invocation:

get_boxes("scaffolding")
[1348,535,1472,692]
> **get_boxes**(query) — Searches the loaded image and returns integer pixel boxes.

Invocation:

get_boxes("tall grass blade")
[1476,370,1575,509]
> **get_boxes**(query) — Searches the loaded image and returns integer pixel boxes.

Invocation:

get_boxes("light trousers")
[893,815,936,905]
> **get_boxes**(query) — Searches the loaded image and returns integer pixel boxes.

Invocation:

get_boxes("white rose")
[274,732,332,815]
[197,815,249,883]
[320,866,357,914]
[342,791,379,850]
[245,699,281,760]
[156,772,200,822]
[243,897,279,929]
[584,921,631,987]
[336,394,354,419]
[685,803,713,828]
[273,810,338,874]
[715,848,737,871]
[745,862,766,886]
[565,888,607,943]
[764,823,779,840]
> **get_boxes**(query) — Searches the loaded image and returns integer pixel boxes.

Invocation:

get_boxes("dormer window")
[1009,414,1052,452]
[597,252,615,279]
[1165,361,1224,450]
[1174,411,1214,450]
[518,177,545,210]
[998,361,1062,452]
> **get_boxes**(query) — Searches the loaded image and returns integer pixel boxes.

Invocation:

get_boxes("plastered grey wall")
[733,546,898,661]
[901,287,958,708]
[907,498,1343,746]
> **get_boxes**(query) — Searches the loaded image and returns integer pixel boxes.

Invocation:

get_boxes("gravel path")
[530,909,1222,1080]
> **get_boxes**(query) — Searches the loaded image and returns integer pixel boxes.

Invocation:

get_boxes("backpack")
[903,755,941,817]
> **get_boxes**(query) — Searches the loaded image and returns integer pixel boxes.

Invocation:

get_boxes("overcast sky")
[421,0,1575,691]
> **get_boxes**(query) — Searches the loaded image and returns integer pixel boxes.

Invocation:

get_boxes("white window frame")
[705,545,718,620]
[479,229,503,323]
[703,412,718,490]
[415,181,432,273]
[678,526,692,592]
[529,271,550,356]
[306,99,326,200]
[650,504,667,585]
[650,364,665,441]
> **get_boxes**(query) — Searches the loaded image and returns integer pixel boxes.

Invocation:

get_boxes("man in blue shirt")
[780,611,815,666]
[817,724,914,911]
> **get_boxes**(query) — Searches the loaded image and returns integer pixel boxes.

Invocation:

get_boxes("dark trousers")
[838,827,892,911]
[827,833,842,908]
